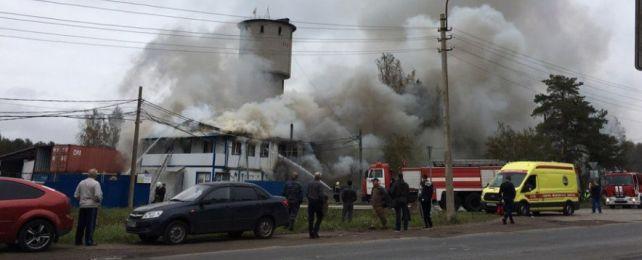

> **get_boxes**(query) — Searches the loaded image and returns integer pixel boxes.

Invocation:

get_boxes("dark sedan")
[126,182,289,244]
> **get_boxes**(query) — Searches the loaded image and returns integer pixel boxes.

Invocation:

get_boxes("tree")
[532,75,622,167]
[77,107,124,148]
[485,122,554,162]
[383,134,415,173]
[376,53,417,94]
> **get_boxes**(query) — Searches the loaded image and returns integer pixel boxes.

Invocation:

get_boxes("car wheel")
[563,202,575,216]
[463,193,482,212]
[138,234,159,243]
[517,202,530,216]
[254,217,274,239]
[17,219,54,252]
[163,221,188,245]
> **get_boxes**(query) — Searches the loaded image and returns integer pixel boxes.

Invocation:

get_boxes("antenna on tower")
[252,7,257,18]
[266,6,270,19]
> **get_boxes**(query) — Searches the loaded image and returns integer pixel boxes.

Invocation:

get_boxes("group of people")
[369,174,434,231]
[282,172,436,238]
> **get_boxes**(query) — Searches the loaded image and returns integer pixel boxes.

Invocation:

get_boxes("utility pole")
[358,128,363,193]
[427,146,433,180]
[128,86,143,208]
[438,0,455,222]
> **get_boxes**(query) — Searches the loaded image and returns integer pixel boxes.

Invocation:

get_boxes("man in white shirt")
[74,169,103,246]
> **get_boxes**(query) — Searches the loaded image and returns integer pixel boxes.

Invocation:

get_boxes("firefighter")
[333,181,342,203]
[390,174,410,231]
[499,176,516,225]
[282,172,303,231]
[340,180,357,222]
[370,178,391,229]
[419,177,434,228]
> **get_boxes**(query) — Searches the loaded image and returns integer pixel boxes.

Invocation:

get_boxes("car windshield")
[171,184,208,202]
[605,175,633,185]
[489,172,527,188]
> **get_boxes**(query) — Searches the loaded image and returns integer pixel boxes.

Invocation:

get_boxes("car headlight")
[606,198,611,202]
[142,210,163,219]
[632,197,638,202]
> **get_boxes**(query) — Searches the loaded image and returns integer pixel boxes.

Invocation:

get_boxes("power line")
[32,0,438,31]
[0,97,135,102]
[0,26,434,54]
[0,33,433,56]
[454,30,640,92]
[0,12,436,43]
[94,0,437,30]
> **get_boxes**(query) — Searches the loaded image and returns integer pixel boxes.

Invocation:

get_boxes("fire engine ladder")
[149,148,174,200]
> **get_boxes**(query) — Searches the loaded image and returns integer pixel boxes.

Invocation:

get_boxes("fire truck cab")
[603,172,642,209]
[361,162,392,202]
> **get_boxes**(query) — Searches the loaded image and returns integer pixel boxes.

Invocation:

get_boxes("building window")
[178,139,192,154]
[196,172,211,184]
[203,140,213,153]
[260,143,269,157]
[278,26,282,35]
[231,141,242,155]
[248,143,256,157]
[260,25,264,33]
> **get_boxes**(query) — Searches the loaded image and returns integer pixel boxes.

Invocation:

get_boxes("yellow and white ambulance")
[481,161,579,215]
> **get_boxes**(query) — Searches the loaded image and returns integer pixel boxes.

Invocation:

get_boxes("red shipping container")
[50,145,125,174]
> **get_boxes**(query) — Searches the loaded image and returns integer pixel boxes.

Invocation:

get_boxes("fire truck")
[603,172,642,209]
[362,160,503,211]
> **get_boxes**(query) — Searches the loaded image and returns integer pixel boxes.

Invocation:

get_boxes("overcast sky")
[1,0,641,146]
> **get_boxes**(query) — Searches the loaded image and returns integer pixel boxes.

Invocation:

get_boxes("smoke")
[117,1,612,176]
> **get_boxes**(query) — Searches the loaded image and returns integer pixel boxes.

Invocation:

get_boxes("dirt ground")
[1,208,639,260]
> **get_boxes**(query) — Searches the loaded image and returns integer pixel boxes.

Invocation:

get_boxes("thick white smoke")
[118,2,612,179]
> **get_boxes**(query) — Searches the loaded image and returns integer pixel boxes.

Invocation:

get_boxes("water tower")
[237,18,296,101]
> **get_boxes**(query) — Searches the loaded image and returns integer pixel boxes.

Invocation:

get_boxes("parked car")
[0,177,74,252]
[126,182,289,244]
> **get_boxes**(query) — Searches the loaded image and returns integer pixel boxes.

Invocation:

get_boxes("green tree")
[532,75,621,166]
[77,107,123,148]
[383,134,415,173]
[376,53,417,94]
[485,122,554,162]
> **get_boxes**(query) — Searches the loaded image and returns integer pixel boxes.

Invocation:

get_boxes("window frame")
[247,143,256,157]
[260,143,269,158]
[231,186,259,201]
[231,141,242,155]
[202,186,231,204]
[0,180,45,200]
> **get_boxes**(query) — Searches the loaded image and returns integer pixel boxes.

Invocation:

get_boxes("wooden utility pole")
[358,128,363,193]
[128,86,143,208]
[438,0,455,222]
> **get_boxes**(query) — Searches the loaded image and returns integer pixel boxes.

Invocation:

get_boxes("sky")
[1,0,641,148]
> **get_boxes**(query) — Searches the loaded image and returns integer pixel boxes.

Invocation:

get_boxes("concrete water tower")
[237,18,296,101]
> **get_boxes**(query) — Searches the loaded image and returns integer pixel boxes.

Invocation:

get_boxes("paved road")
[155,221,642,260]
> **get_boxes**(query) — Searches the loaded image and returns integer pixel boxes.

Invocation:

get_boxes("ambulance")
[481,161,579,216]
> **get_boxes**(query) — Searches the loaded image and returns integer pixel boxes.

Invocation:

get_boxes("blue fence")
[32,173,150,208]
[246,180,285,196]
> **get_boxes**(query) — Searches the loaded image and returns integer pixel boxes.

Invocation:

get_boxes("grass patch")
[278,205,496,234]
[58,205,495,244]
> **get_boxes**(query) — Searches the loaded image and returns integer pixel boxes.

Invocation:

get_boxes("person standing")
[340,180,357,222]
[590,180,602,214]
[419,178,434,228]
[390,174,410,231]
[333,181,341,203]
[499,176,516,225]
[306,172,326,239]
[74,169,103,246]
[282,172,303,230]
[153,182,166,203]
[370,178,390,229]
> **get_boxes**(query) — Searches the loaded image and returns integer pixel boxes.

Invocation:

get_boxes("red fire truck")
[362,160,503,211]
[603,172,642,209]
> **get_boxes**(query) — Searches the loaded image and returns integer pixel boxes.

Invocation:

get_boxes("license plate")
[486,203,496,206]
[126,219,136,228]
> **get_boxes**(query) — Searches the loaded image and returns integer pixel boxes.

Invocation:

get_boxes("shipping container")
[50,145,125,173]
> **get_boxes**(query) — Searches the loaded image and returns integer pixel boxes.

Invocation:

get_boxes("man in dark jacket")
[306,172,326,238]
[419,178,434,228]
[340,180,357,222]
[370,178,390,229]
[499,176,516,225]
[282,172,303,230]
[390,174,410,231]
[153,182,166,203]
[590,180,602,214]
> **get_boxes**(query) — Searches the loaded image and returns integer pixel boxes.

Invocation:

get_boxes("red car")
[0,177,74,252]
